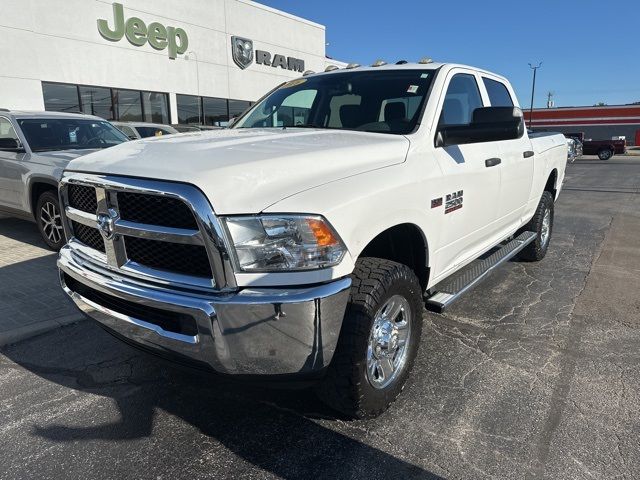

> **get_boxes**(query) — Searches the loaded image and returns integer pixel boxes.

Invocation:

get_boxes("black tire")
[598,148,613,160]
[519,191,554,262]
[315,258,424,419]
[35,190,65,251]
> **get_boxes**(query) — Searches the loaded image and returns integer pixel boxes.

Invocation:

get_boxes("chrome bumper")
[58,246,351,376]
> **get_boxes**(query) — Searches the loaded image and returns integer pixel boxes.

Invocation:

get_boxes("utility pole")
[528,62,542,130]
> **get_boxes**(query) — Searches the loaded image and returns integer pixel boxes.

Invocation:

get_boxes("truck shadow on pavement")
[0,217,48,250]
[1,320,443,479]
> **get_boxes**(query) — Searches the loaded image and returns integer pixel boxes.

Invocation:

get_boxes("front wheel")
[598,148,613,160]
[35,190,65,251]
[519,191,554,262]
[315,258,424,419]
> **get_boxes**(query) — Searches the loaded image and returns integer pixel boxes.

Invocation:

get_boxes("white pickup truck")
[57,62,566,418]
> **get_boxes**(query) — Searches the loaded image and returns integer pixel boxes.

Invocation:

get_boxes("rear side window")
[439,74,483,126]
[483,78,514,107]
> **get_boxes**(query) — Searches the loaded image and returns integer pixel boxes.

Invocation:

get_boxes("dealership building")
[527,105,640,146]
[0,0,344,125]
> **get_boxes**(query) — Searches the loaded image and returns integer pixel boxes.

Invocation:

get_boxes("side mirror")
[0,137,25,152]
[436,107,524,148]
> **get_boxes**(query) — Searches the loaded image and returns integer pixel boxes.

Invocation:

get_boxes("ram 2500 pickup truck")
[57,62,567,418]
[0,111,129,249]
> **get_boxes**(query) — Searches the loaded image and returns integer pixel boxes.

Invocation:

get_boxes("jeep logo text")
[98,2,188,59]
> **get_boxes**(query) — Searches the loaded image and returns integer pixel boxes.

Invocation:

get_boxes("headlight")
[222,215,347,272]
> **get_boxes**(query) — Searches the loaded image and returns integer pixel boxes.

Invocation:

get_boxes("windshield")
[17,118,129,152]
[233,69,435,135]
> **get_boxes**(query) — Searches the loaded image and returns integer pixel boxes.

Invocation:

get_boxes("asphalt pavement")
[0,156,639,479]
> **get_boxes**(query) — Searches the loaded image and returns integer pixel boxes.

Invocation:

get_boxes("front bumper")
[58,246,351,376]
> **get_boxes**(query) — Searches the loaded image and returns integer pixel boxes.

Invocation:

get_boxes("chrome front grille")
[59,173,236,292]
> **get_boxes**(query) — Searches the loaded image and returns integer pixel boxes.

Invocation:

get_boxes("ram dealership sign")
[98,3,188,59]
[231,36,304,72]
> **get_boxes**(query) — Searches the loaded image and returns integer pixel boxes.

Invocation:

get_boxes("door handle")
[523,150,534,158]
[485,157,501,167]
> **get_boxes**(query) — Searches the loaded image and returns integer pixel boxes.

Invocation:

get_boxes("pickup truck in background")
[566,131,626,160]
[0,111,129,249]
[57,62,567,418]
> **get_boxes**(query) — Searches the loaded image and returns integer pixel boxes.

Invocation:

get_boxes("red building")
[526,105,640,146]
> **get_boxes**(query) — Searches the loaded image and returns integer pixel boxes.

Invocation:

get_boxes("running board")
[425,231,537,313]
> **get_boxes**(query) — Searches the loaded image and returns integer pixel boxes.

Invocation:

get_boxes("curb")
[0,313,85,347]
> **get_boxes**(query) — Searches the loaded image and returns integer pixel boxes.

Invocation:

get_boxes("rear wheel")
[35,190,65,251]
[315,258,423,419]
[598,148,613,160]
[519,191,554,262]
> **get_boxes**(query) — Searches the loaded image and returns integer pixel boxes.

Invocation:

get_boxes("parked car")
[0,110,129,249]
[57,62,567,418]
[112,121,179,140]
[172,124,224,133]
[566,131,625,160]
[565,137,582,163]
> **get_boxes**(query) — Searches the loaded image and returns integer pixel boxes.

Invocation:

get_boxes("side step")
[425,231,537,313]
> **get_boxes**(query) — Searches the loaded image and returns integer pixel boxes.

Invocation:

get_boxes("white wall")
[0,0,328,115]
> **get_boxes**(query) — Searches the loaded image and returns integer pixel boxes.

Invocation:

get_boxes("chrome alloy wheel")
[541,208,551,247]
[40,201,63,245]
[366,295,412,389]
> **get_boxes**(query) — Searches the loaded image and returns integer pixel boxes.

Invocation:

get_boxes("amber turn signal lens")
[306,218,338,246]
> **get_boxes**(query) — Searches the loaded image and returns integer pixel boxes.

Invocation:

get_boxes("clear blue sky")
[259,1,639,108]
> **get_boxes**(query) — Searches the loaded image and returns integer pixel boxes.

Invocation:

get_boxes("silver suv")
[0,110,129,249]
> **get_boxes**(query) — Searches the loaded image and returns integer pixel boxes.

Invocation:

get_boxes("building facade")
[527,105,640,146]
[0,0,343,125]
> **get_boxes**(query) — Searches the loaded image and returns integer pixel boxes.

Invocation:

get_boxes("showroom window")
[228,99,252,119]
[79,86,113,120]
[42,82,169,124]
[113,89,143,122]
[42,83,81,113]
[142,91,170,124]
[176,94,202,124]
[203,97,228,126]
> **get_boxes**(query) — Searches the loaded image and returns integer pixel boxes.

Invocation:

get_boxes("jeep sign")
[98,3,188,59]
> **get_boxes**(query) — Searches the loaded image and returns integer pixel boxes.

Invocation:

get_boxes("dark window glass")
[135,126,175,138]
[177,94,202,124]
[203,97,228,126]
[79,86,114,120]
[42,82,80,113]
[17,118,128,152]
[113,89,143,122]
[439,74,483,126]
[483,78,514,107]
[228,99,251,119]
[142,91,170,124]
[234,70,434,135]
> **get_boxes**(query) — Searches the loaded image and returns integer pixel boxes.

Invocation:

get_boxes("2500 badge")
[445,190,463,214]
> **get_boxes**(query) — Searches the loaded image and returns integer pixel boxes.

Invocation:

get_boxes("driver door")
[431,72,502,278]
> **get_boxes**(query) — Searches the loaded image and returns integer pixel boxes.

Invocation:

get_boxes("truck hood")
[65,128,410,214]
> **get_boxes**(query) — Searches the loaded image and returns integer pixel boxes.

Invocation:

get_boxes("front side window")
[233,70,435,134]
[17,119,129,152]
[42,83,80,113]
[135,126,175,138]
[439,74,483,126]
[0,117,19,140]
[483,78,514,107]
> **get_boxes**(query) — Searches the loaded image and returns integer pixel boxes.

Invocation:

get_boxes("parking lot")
[0,156,639,479]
